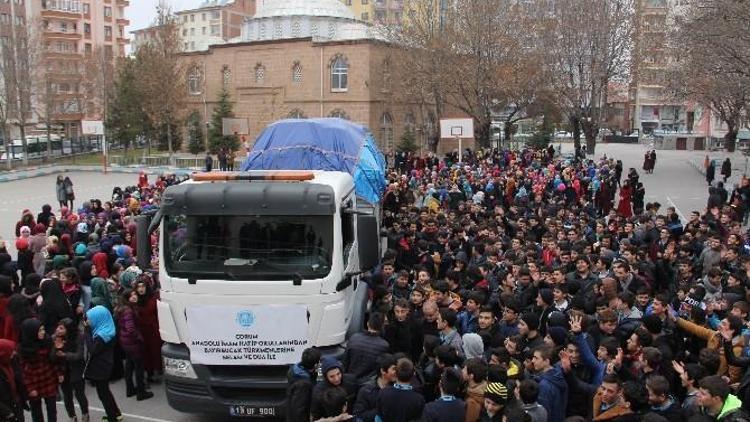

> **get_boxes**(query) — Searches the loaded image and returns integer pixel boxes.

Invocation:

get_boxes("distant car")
[554,131,573,139]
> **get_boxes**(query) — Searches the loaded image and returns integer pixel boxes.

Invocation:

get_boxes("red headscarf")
[32,223,46,235]
[0,339,18,402]
[92,252,110,278]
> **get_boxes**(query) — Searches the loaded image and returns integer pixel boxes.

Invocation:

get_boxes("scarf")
[86,305,116,343]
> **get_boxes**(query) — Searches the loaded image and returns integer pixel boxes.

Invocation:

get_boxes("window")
[274,21,282,38]
[292,20,301,37]
[188,66,203,95]
[222,65,231,87]
[404,112,416,135]
[211,24,220,35]
[84,23,90,33]
[82,3,89,14]
[382,59,391,91]
[288,109,306,119]
[211,11,220,19]
[60,22,68,32]
[202,27,206,35]
[255,63,265,83]
[84,43,92,54]
[330,55,348,92]
[292,62,302,83]
[190,27,195,36]
[361,12,369,21]
[346,0,351,4]
[190,14,195,22]
[182,28,187,36]
[329,109,349,120]
[104,26,112,38]
[104,6,111,17]
[380,113,394,152]
[202,13,206,21]
[362,0,368,4]
[190,41,195,50]
[182,15,188,22]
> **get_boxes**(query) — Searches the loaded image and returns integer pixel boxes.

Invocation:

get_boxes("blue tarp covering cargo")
[241,118,387,204]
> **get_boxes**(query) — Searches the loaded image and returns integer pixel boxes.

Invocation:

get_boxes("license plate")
[229,405,276,417]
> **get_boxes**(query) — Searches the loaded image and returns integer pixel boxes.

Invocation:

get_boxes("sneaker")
[137,391,154,401]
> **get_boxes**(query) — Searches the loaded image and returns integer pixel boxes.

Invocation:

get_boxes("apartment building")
[134,0,255,53]
[339,0,405,25]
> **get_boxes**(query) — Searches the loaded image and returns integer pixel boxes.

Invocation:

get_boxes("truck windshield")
[163,214,333,280]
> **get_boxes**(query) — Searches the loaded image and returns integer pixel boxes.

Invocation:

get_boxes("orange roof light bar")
[191,171,315,182]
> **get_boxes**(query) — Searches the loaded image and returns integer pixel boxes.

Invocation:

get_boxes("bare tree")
[667,0,750,152]
[136,3,187,161]
[543,0,634,154]
[0,39,15,169]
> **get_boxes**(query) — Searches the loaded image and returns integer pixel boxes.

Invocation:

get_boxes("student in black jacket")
[422,367,466,422]
[343,312,390,384]
[376,358,425,422]
[353,354,397,422]
[285,347,321,422]
[84,306,121,422]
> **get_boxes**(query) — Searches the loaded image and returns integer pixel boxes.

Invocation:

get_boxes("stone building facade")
[183,36,433,155]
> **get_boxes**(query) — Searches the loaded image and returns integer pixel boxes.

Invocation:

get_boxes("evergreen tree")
[108,58,146,150]
[156,121,182,151]
[187,111,204,155]
[208,88,239,153]
[397,129,418,153]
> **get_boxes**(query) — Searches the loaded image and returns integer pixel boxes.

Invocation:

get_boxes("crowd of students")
[285,146,750,422]
[0,172,184,422]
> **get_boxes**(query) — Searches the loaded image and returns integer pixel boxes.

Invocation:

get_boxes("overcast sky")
[127,0,204,33]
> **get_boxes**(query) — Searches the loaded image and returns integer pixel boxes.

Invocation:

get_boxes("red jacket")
[21,347,60,398]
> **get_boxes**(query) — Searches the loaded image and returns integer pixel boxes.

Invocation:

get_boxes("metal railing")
[109,155,244,169]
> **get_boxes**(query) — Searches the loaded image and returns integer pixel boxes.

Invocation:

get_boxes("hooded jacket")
[285,363,316,422]
[465,381,487,422]
[718,394,750,421]
[535,364,568,422]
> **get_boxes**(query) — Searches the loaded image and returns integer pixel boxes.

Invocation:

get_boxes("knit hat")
[484,382,508,405]
[547,326,568,347]
[521,312,540,331]
[75,243,87,256]
[320,356,342,376]
[539,288,554,306]
[15,238,28,251]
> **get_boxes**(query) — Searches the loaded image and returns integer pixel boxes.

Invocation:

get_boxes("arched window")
[187,66,202,95]
[255,63,265,84]
[327,22,336,39]
[380,112,394,152]
[292,62,302,83]
[329,109,349,120]
[330,55,348,92]
[222,65,231,87]
[274,20,283,38]
[288,109,306,119]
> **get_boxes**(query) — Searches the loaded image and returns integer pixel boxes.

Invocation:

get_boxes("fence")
[109,155,244,170]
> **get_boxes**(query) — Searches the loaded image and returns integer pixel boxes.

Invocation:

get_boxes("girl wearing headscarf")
[38,279,74,333]
[53,318,89,422]
[117,289,153,401]
[3,294,32,342]
[84,306,121,422]
[92,252,110,279]
[0,339,24,421]
[29,224,48,276]
[15,210,35,238]
[22,273,42,309]
[59,268,83,317]
[19,318,60,422]
[89,276,113,313]
[77,261,94,311]
[16,237,34,281]
[135,276,162,379]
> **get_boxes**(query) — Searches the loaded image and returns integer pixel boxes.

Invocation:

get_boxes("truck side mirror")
[357,214,379,271]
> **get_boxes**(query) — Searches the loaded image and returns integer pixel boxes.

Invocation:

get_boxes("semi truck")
[136,119,386,418]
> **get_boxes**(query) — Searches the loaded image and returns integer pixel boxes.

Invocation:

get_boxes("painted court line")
[55,402,175,422]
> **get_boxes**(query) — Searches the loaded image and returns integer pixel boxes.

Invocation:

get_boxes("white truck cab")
[137,170,379,418]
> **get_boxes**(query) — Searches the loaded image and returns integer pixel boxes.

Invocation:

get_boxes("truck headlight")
[163,357,197,379]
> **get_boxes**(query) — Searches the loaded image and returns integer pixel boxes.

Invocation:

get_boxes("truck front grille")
[166,380,210,396]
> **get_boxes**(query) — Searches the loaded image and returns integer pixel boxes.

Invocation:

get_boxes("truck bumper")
[162,342,344,418]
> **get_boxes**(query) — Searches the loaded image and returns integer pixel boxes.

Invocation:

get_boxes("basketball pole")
[457,134,462,164]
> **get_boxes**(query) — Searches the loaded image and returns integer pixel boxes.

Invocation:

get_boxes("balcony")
[116,18,129,25]
[116,0,130,5]
[41,9,82,20]
[42,0,81,14]
[44,31,82,40]
[374,1,386,10]
[116,37,130,44]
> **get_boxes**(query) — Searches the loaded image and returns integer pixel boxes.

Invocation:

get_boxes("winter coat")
[310,373,357,420]
[422,396,466,422]
[676,317,744,383]
[352,377,383,422]
[84,334,114,381]
[376,385,425,422]
[58,330,86,383]
[285,363,316,422]
[136,292,162,372]
[343,331,390,384]
[534,365,568,422]
[117,307,144,359]
[20,347,59,398]
[465,381,487,422]
[523,402,549,422]
[719,394,750,421]
[592,389,637,421]
[723,160,733,178]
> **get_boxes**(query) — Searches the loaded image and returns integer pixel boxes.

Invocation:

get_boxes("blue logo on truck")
[236,310,255,328]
